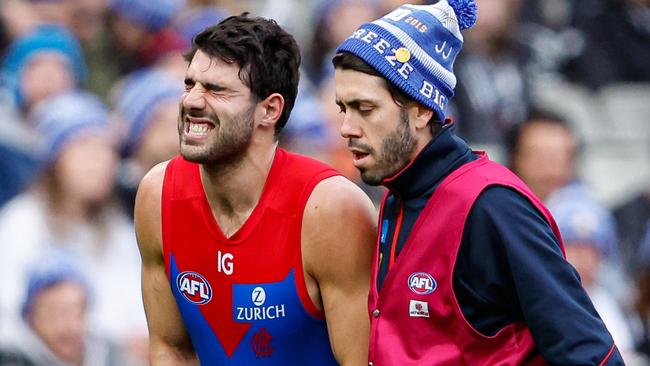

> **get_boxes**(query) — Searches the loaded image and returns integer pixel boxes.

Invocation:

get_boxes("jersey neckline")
[198,148,286,244]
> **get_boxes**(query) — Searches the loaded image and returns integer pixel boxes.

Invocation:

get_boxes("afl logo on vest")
[408,272,437,295]
[177,271,213,304]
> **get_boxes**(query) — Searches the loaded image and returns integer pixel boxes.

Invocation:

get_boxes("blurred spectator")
[105,0,186,77]
[24,0,76,28]
[506,108,578,202]
[69,0,115,99]
[0,91,147,363]
[280,79,331,164]
[615,182,650,277]
[511,0,588,88]
[567,0,650,89]
[0,0,40,42]
[520,0,574,30]
[0,23,86,207]
[547,184,638,361]
[112,68,182,218]
[304,0,377,86]
[452,0,532,145]
[69,0,110,42]
[173,5,228,47]
[0,23,86,112]
[1,0,110,100]
[0,250,130,366]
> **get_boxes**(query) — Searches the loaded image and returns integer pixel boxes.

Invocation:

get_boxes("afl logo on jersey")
[408,272,437,295]
[177,271,212,305]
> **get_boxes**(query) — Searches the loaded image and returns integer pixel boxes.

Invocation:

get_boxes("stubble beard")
[179,104,256,167]
[359,108,417,186]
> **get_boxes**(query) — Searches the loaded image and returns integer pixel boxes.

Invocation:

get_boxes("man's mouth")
[186,122,213,136]
[348,147,371,165]
[184,116,215,138]
[352,151,369,161]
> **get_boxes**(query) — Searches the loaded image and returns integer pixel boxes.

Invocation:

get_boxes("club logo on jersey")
[176,271,212,304]
[409,300,430,318]
[235,286,287,321]
[408,272,437,295]
[251,327,274,358]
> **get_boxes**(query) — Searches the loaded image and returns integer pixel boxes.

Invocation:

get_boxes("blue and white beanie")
[547,183,618,258]
[336,0,477,123]
[31,91,111,165]
[22,249,91,318]
[1,24,87,108]
[113,68,182,156]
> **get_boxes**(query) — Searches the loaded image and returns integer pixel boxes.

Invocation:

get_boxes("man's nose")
[182,85,206,110]
[340,113,362,139]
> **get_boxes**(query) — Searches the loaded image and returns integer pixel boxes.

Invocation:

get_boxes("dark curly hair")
[184,13,301,136]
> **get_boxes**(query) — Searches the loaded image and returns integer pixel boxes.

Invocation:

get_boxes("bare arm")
[134,162,198,365]
[302,176,378,365]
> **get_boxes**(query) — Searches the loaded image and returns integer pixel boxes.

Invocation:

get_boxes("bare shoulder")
[134,160,170,260]
[136,161,170,210]
[302,176,377,276]
[135,160,198,362]
[305,175,377,227]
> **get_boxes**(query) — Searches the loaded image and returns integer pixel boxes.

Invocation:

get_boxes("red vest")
[368,153,563,365]
[161,148,340,364]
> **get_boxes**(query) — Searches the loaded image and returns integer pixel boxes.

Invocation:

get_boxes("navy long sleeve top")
[376,123,623,365]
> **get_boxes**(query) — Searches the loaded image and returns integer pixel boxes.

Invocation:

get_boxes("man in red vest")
[333,0,624,364]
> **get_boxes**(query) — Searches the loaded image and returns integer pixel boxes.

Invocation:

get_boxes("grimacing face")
[179,50,257,166]
[335,68,417,185]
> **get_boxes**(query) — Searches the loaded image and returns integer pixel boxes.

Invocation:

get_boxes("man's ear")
[409,103,434,130]
[258,93,285,128]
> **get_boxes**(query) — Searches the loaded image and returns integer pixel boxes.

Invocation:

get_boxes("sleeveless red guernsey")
[161,148,340,365]
[368,152,563,365]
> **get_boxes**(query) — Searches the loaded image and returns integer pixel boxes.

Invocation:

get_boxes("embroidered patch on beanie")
[336,0,478,122]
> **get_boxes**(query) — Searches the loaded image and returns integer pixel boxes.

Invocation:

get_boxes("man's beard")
[180,103,256,166]
[358,108,417,186]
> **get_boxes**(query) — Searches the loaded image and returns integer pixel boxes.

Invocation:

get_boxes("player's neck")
[199,142,277,237]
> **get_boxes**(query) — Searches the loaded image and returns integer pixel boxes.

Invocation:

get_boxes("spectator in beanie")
[1,24,86,112]
[548,187,638,362]
[106,0,186,76]
[0,91,147,360]
[112,68,182,218]
[1,250,130,366]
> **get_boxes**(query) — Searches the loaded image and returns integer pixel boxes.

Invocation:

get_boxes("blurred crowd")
[0,0,648,365]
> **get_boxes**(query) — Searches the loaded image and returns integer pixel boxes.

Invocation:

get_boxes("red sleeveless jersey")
[161,148,340,365]
[368,153,562,365]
